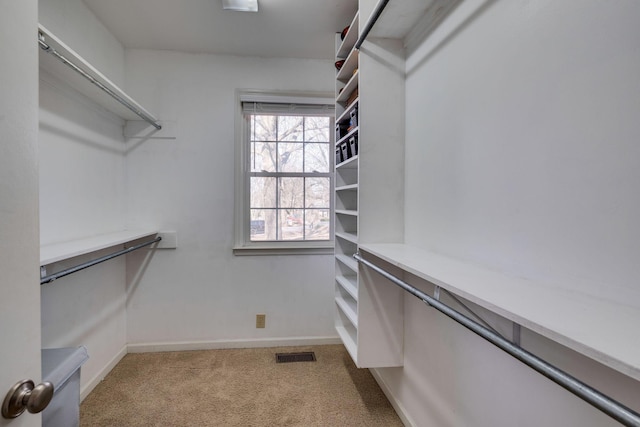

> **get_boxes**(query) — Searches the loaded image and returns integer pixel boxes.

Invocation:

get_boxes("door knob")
[2,379,54,419]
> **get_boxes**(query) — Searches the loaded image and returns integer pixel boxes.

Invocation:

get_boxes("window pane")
[305,209,330,240]
[304,143,330,173]
[250,177,276,208]
[305,116,330,142]
[253,115,277,141]
[279,209,304,241]
[278,142,303,172]
[251,142,276,172]
[278,116,303,141]
[278,177,304,208]
[251,209,277,241]
[305,177,330,208]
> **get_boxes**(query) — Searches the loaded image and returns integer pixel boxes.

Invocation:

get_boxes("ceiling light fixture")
[222,0,258,12]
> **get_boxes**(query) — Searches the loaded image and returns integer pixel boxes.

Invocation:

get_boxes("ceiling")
[82,0,358,60]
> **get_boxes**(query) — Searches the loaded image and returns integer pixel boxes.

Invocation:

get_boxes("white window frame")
[233,90,335,255]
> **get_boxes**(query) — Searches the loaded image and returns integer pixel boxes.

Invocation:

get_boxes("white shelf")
[362,0,459,41]
[335,209,358,217]
[336,49,359,83]
[336,275,358,301]
[359,243,640,381]
[336,72,359,105]
[336,184,358,192]
[336,12,359,58]
[40,230,158,266]
[336,295,358,328]
[38,24,159,124]
[335,324,358,361]
[336,155,359,169]
[337,98,359,124]
[335,231,358,244]
[336,127,359,146]
[335,254,358,273]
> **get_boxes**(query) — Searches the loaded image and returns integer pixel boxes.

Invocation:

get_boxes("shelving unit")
[334,17,360,354]
[333,6,405,368]
[333,0,462,368]
[38,24,160,128]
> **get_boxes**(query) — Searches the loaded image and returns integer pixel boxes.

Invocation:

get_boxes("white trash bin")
[41,346,89,427]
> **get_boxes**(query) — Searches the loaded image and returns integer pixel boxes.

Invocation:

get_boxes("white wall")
[123,49,338,347]
[375,1,640,426]
[404,0,640,305]
[38,0,129,397]
[0,1,41,426]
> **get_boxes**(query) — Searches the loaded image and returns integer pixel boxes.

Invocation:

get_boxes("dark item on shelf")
[336,122,349,141]
[341,26,350,41]
[340,141,352,161]
[349,108,358,128]
[335,60,345,70]
[336,147,343,165]
[349,135,358,157]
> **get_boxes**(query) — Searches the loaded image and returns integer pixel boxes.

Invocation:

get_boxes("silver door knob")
[2,379,54,419]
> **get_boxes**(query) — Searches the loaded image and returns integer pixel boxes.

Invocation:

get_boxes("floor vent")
[275,352,316,363]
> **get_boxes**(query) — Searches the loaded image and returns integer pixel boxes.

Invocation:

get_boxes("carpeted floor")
[80,345,403,426]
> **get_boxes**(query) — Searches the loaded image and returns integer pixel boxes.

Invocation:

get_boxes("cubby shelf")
[336,275,358,301]
[336,127,359,147]
[335,231,358,244]
[336,155,358,169]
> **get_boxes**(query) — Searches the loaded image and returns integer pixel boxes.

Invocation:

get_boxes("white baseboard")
[126,336,342,353]
[370,368,415,427]
[80,344,127,402]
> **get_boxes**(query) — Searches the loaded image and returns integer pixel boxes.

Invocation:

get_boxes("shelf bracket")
[512,323,521,347]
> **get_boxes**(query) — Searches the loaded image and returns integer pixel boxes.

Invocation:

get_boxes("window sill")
[233,243,334,256]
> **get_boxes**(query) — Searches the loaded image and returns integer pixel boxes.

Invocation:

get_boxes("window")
[234,92,334,254]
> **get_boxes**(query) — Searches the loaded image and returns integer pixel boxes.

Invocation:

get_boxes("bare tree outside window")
[249,114,331,241]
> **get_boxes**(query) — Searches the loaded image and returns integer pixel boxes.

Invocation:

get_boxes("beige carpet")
[80,345,403,426]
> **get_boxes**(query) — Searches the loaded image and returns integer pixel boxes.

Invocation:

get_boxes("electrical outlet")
[256,314,266,328]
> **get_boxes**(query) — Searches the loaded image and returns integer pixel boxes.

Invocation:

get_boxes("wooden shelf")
[40,230,158,266]
[38,24,159,124]
[359,243,640,381]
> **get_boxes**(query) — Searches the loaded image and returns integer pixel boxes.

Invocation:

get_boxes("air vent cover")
[275,352,316,363]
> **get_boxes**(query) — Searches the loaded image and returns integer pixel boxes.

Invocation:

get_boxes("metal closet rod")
[40,237,162,285]
[355,0,390,50]
[38,33,162,130]
[353,253,640,427]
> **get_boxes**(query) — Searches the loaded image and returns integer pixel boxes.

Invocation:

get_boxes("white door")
[0,1,42,426]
